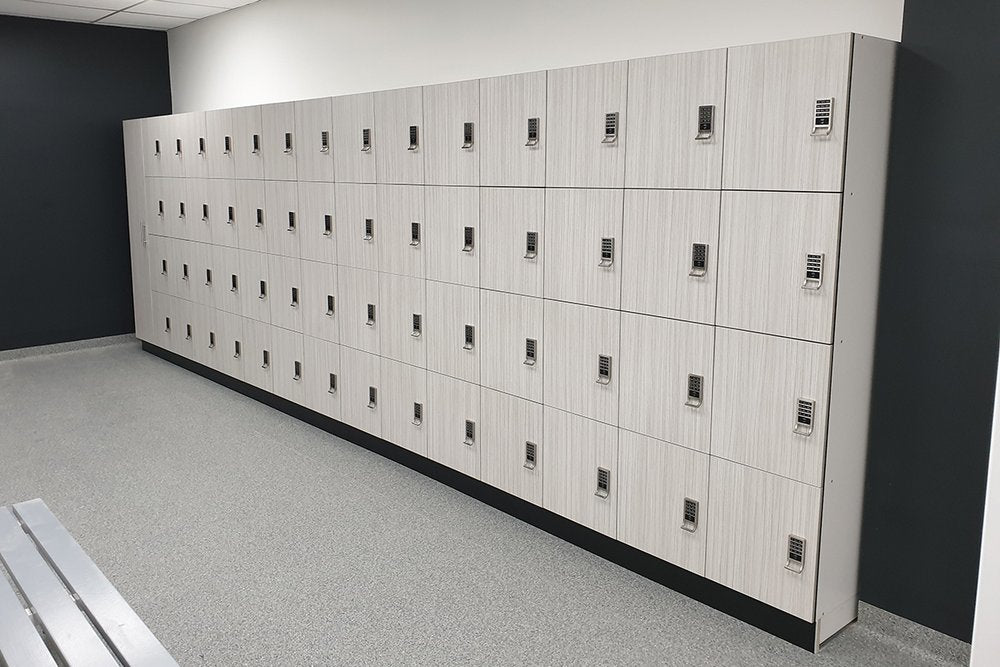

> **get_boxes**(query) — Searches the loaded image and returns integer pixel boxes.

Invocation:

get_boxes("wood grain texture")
[336,266,380,354]
[618,430,709,575]
[723,34,852,192]
[424,79,479,186]
[339,346,382,437]
[266,254,302,333]
[717,191,841,343]
[189,239,215,308]
[481,388,543,505]
[425,186,480,287]
[211,245,242,316]
[212,310,245,381]
[334,183,379,270]
[374,87,424,185]
[143,176,168,238]
[123,121,152,342]
[479,187,544,297]
[208,179,239,248]
[235,179,267,253]
[332,92,376,184]
[545,61,627,188]
[296,181,337,265]
[299,259,339,343]
[711,327,832,487]
[231,105,264,180]
[169,238,194,302]
[427,371,481,478]
[378,272,426,368]
[147,234,170,298]
[480,290,543,403]
[302,335,342,420]
[164,177,188,241]
[264,180,300,259]
[205,108,236,180]
[141,116,164,178]
[294,97,335,182]
[270,324,306,405]
[479,71,546,187]
[238,249,270,323]
[706,457,822,621]
[619,313,715,453]
[380,358,428,456]
[261,102,297,181]
[376,184,425,278]
[181,111,210,179]
[625,49,726,188]
[426,280,480,383]
[240,315,273,392]
[542,300,619,425]
[185,179,212,244]
[543,188,624,309]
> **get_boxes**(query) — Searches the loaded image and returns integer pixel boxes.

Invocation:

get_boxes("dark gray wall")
[0,15,171,351]
[859,0,1000,642]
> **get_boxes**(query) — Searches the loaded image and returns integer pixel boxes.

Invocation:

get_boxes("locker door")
[193,303,217,368]
[543,407,618,538]
[182,111,210,179]
[717,191,841,343]
[208,179,239,248]
[543,300,619,425]
[381,358,428,456]
[481,388,543,505]
[190,241,216,308]
[334,183,378,270]
[150,291,175,352]
[205,108,236,180]
[271,325,306,405]
[264,180,300,259]
[232,105,264,180]
[545,61,627,188]
[300,259,339,343]
[706,458,821,621]
[214,310,244,381]
[294,97,335,182]
[619,313,714,453]
[147,234,171,297]
[141,116,165,178]
[479,187,544,297]
[479,71,546,187]
[425,186,479,287]
[261,102,297,181]
[337,266,380,354]
[123,119,153,342]
[374,87,423,184]
[268,254,302,332]
[480,291,543,403]
[175,298,199,361]
[331,92,376,184]
[166,177,189,240]
[302,335,341,420]
[376,184,425,278]
[340,346,382,436]
[544,188,624,309]
[187,179,212,245]
[238,250,270,323]
[712,328,832,487]
[379,273,425,368]
[427,372,480,478]
[722,34,852,192]
[423,79,479,186]
[626,49,726,188]
[144,177,169,238]
[235,180,267,253]
[241,317,273,392]
[426,281,479,383]
[297,182,336,265]
[171,239,195,302]
[164,114,184,178]
[213,245,242,316]
[621,189,721,325]
[618,430,709,575]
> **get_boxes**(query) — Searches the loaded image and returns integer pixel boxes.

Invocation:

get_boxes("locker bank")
[0,2,997,665]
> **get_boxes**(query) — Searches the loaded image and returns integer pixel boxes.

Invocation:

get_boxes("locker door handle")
[802,253,824,290]
[255,209,264,228]
[261,350,270,369]
[251,134,261,155]
[794,399,815,436]
[175,138,183,156]
[410,222,421,247]
[290,287,299,308]
[463,325,475,350]
[323,214,333,237]
[523,338,537,366]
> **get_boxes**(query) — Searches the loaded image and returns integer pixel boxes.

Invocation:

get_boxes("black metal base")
[142,340,820,652]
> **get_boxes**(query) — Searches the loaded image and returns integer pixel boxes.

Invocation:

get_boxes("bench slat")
[0,507,119,667]
[14,499,178,667]
[0,552,58,667]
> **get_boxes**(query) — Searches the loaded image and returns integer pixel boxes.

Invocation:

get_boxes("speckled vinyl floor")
[0,340,971,666]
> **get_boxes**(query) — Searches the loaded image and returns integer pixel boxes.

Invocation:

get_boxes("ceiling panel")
[28,0,135,10]
[1,0,259,30]
[95,10,191,28]
[0,0,111,21]
[170,0,256,8]
[128,0,225,19]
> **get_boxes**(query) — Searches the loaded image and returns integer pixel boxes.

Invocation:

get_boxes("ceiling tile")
[170,0,256,8]
[127,0,225,18]
[0,0,111,21]
[27,0,135,10]
[95,10,192,28]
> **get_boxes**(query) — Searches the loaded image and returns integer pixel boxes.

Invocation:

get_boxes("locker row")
[143,34,853,192]
[147,291,821,621]
[146,185,843,343]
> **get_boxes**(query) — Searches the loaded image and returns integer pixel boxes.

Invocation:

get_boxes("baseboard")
[142,340,819,652]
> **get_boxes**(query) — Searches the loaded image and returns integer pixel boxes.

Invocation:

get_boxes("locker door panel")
[242,317,273,392]
[619,313,715,453]
[543,300,619,425]
[340,346,382,436]
[141,116,165,178]
[337,266,380,354]
[238,250,270,323]
[175,298,200,362]
[191,241,216,308]
[618,431,709,575]
[166,177,189,240]
[147,234,171,297]
[425,186,479,287]
[480,71,546,187]
[187,179,212,245]
[271,325,306,405]
[542,407,617,537]
[426,281,479,384]
[625,49,726,188]
[717,191,841,343]
[712,328,832,487]
[544,188,624,309]
[214,310,244,380]
[236,180,268,253]
[267,254,302,332]
[164,114,184,178]
[182,111,210,179]
[427,372,480,478]
[381,358,427,456]
[331,92,376,184]
[171,239,195,302]
[294,97,335,182]
[706,458,821,621]
[232,105,264,180]
[209,179,239,248]
[303,336,341,420]
[480,291,543,403]
[300,259,339,343]
[424,79,479,186]
[334,183,379,270]
[379,273,426,368]
[376,184,425,278]
[264,180,300,258]
[479,187,544,298]
[213,245,242,316]
[206,108,236,180]
[374,87,423,184]
[297,182,336,265]
[261,102,297,181]
[622,189,721,324]
[481,388,543,505]
[195,305,219,368]
[150,291,175,352]
[723,34,852,192]
[124,120,152,342]
[546,61,627,188]
[144,177,169,238]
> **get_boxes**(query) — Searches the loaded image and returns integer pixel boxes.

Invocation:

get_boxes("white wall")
[971,349,1000,666]
[167,0,904,112]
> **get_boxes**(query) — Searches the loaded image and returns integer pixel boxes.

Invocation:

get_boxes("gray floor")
[0,341,971,666]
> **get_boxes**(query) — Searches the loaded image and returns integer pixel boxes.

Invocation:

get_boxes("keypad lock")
[812,98,833,136]
[595,467,611,498]
[410,222,421,247]
[602,112,619,144]
[524,441,538,470]
[681,498,699,532]
[596,355,612,385]
[685,374,704,408]
[462,122,474,149]
[689,243,708,277]
[283,132,293,154]
[695,105,714,140]
[525,117,540,147]
[464,420,476,446]
[412,402,423,426]
[364,218,374,241]
[320,130,330,153]
[794,398,815,436]
[599,238,615,268]
[786,535,806,573]
[524,231,538,260]
[408,125,419,151]
[361,128,372,152]
[802,253,824,290]
[462,227,475,253]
